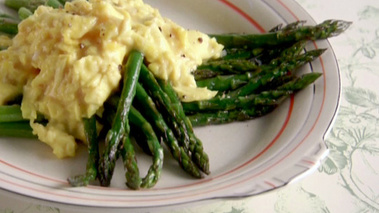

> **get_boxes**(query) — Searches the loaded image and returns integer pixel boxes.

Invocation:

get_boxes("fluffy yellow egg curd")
[0,0,223,158]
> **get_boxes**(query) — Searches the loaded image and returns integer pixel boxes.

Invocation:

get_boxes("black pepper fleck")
[198,37,203,43]
[158,26,162,32]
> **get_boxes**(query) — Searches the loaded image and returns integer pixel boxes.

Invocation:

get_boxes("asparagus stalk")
[221,47,264,60]
[0,105,25,122]
[67,116,99,187]
[46,0,63,8]
[187,72,322,126]
[98,50,143,187]
[194,41,308,91]
[139,65,209,175]
[18,7,33,20]
[157,79,210,175]
[197,58,261,73]
[102,98,166,187]
[0,121,36,138]
[129,106,163,188]
[119,135,141,189]
[188,106,276,127]
[226,48,325,97]
[209,20,352,49]
[138,65,189,148]
[133,84,202,178]
[182,90,291,113]
[5,0,61,12]
[196,72,251,91]
[0,21,18,35]
[104,90,203,179]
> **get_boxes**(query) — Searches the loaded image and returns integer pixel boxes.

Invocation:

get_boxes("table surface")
[1,0,379,212]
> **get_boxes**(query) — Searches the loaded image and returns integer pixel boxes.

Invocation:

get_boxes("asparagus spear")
[277,72,322,91]
[157,79,210,175]
[67,115,99,187]
[0,121,36,138]
[209,20,352,49]
[5,0,61,12]
[197,58,261,73]
[100,100,142,189]
[188,106,276,127]
[0,105,25,122]
[133,84,203,178]
[187,72,322,126]
[46,0,63,8]
[129,106,163,188]
[0,21,18,35]
[221,47,264,60]
[138,65,189,148]
[196,72,252,91]
[226,48,325,97]
[194,41,307,91]
[197,40,305,75]
[104,90,203,179]
[98,50,143,187]
[182,90,291,113]
[119,135,141,189]
[18,7,33,20]
[139,65,210,175]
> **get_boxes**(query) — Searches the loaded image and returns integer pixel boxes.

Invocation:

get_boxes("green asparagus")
[209,20,352,49]
[188,106,276,127]
[98,50,143,187]
[0,105,25,122]
[0,21,18,35]
[187,72,322,126]
[129,106,164,188]
[226,49,325,97]
[158,79,210,175]
[133,84,203,178]
[67,115,99,187]
[182,90,291,113]
[0,121,35,138]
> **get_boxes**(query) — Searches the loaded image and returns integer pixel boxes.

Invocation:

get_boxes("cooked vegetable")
[188,106,276,127]
[188,73,322,126]
[98,50,143,187]
[5,0,62,12]
[226,49,326,98]
[0,121,35,138]
[138,65,210,175]
[18,7,33,20]
[133,84,203,178]
[0,21,18,35]
[209,19,351,48]
[129,106,163,188]
[0,105,25,122]
[67,115,99,187]
[158,79,210,175]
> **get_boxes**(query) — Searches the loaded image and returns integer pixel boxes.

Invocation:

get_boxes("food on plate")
[0,0,351,189]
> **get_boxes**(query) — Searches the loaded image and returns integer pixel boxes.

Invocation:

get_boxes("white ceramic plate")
[0,0,340,209]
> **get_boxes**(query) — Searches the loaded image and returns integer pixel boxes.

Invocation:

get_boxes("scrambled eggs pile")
[0,0,223,158]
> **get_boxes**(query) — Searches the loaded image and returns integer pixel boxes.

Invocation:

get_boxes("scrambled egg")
[0,0,223,158]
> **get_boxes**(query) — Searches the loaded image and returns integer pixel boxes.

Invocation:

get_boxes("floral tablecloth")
[1,0,379,212]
